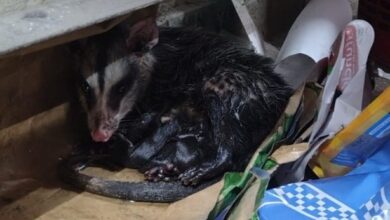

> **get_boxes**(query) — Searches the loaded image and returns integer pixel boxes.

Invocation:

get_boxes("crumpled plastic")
[259,134,390,220]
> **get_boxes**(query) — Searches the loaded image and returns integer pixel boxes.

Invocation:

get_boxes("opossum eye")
[80,81,91,95]
[79,80,96,109]
[116,85,128,95]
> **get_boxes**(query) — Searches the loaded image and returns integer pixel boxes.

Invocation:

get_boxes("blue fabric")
[258,138,390,220]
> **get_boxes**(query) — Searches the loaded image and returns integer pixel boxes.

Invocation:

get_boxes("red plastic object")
[358,0,390,71]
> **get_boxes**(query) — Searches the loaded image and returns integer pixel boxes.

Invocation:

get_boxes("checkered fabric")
[352,184,390,219]
[270,182,356,220]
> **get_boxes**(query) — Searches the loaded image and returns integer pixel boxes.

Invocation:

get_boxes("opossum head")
[74,18,159,142]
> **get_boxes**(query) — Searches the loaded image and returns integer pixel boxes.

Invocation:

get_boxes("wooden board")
[0,0,161,57]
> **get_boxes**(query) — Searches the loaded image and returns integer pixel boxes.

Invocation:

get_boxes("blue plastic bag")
[258,139,390,220]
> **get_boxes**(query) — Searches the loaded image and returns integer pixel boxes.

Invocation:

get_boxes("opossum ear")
[126,17,159,54]
[69,39,87,52]
[68,39,88,69]
[68,39,88,59]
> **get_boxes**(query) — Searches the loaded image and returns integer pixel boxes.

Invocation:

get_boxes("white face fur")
[79,52,155,142]
[77,18,159,142]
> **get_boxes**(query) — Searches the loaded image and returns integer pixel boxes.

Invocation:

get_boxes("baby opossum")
[60,17,292,202]
[60,105,217,202]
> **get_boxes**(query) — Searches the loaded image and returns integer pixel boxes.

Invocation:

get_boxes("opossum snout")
[89,114,119,142]
[91,129,113,142]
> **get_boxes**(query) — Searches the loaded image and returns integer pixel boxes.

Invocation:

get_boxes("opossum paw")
[179,167,205,186]
[144,163,179,182]
[72,143,112,158]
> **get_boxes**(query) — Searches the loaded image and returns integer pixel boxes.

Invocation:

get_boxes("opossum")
[60,106,218,202]
[60,17,292,202]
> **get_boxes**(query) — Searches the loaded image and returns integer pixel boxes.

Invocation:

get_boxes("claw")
[144,163,179,182]
[191,180,198,186]
[179,167,205,186]
[74,163,87,171]
[166,163,174,170]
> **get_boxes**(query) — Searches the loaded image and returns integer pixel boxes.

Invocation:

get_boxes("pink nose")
[91,129,111,142]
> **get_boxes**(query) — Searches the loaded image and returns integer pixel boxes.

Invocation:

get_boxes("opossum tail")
[58,155,217,203]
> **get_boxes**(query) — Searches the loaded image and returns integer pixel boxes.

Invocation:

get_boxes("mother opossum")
[60,17,292,202]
